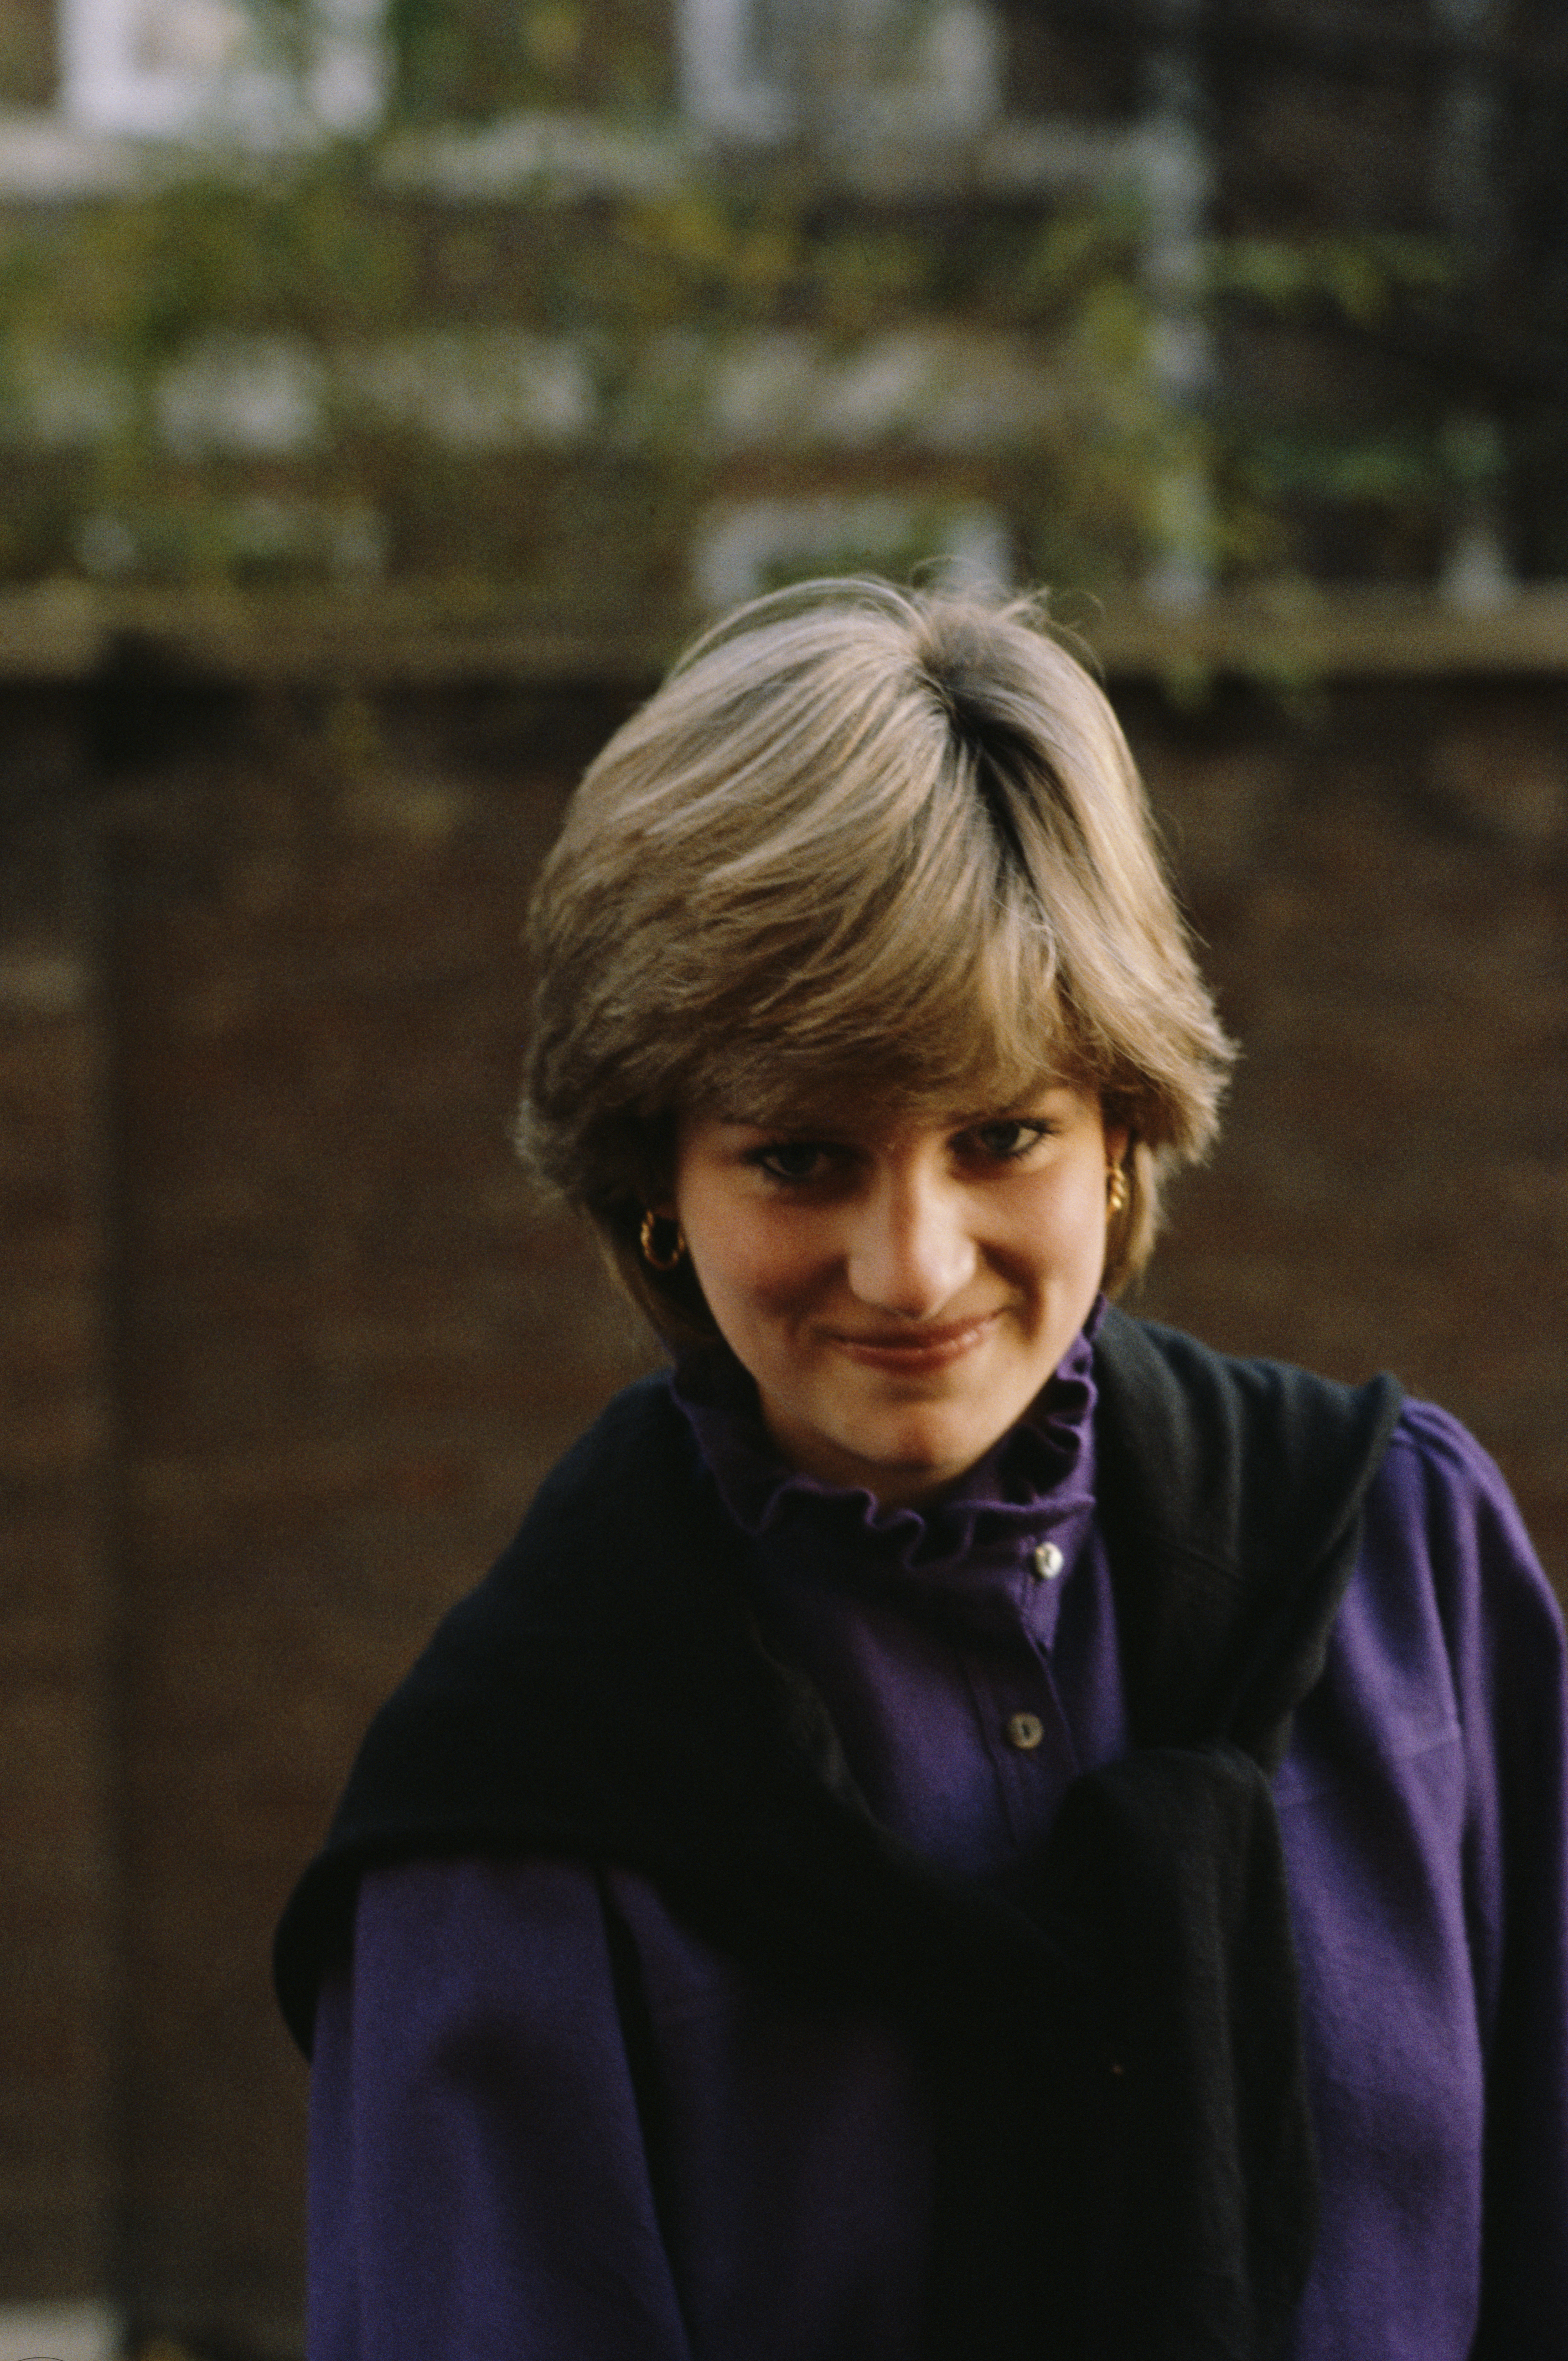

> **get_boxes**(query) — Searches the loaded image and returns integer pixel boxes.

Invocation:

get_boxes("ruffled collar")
[671,1299,1102,1585]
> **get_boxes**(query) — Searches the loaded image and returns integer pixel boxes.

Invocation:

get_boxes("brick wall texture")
[2,657,1565,2352]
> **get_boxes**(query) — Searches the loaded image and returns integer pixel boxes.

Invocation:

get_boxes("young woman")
[276,581,1568,2360]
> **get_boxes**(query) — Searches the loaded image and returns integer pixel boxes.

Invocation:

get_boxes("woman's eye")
[754,1141,831,1183]
[968,1120,1047,1162]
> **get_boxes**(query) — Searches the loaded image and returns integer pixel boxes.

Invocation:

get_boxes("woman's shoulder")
[1371,1394,1554,1593]
[1383,1391,1517,1486]
[275,1379,779,2059]
[1278,1390,1566,1809]
[1361,1392,1565,1672]
[1100,1310,1552,1615]
[1093,1307,1403,1526]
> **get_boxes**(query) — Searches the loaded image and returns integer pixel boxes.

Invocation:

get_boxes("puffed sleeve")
[307,1856,696,2361]
[1411,1406,1568,2354]
[1278,1400,1568,2359]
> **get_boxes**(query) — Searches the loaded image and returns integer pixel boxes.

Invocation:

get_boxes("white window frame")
[59,0,389,142]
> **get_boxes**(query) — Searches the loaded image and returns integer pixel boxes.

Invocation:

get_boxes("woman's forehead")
[690,1066,1092,1132]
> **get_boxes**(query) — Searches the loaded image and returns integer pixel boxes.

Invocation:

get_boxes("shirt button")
[1032,1542,1064,1581]
[1006,1712,1045,1751]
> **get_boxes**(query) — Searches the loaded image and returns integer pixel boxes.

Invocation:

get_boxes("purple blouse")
[306,1328,1568,2358]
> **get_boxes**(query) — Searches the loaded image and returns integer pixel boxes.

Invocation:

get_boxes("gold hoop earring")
[639,1209,687,1272]
[1106,1164,1129,1217]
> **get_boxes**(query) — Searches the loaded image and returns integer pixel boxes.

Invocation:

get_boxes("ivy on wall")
[0,1,1467,620]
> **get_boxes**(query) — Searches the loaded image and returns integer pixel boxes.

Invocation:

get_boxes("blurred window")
[59,0,388,139]
[678,0,1001,142]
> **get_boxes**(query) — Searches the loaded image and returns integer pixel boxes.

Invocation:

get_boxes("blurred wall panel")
[1130,675,1568,1588]
[0,718,116,2317]
[99,683,660,2348]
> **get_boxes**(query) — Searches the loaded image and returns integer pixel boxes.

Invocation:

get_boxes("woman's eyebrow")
[950,1096,1066,1125]
[709,1116,840,1141]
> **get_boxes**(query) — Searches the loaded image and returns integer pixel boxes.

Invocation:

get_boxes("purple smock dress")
[306,1323,1568,2359]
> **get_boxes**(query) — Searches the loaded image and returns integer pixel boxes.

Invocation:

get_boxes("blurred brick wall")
[99,678,660,2350]
[1,657,1564,2352]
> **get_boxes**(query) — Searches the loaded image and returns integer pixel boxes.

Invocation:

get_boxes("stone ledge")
[1076,588,1568,681]
[0,582,1565,686]
[0,105,1151,205]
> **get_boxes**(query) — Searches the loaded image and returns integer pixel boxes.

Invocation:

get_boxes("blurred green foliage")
[388,0,669,119]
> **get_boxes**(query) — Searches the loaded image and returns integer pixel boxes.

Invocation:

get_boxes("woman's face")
[670,1085,1124,1507]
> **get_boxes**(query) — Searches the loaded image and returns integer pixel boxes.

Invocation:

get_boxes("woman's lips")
[824,1313,999,1370]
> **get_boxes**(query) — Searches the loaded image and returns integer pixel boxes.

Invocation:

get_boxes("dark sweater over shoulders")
[276,1310,1403,2361]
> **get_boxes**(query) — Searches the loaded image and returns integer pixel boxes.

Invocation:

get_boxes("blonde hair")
[518,579,1233,1344]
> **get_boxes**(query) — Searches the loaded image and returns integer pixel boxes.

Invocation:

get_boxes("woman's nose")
[845,1173,977,1318]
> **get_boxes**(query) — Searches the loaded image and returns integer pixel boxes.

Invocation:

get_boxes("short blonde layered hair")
[518,579,1233,1344]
